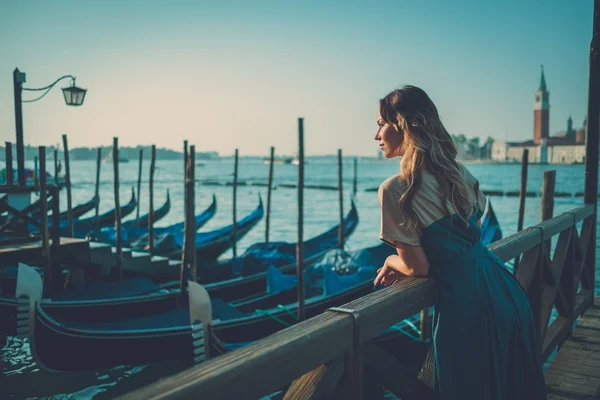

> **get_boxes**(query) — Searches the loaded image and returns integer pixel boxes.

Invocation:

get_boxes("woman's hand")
[373,256,404,286]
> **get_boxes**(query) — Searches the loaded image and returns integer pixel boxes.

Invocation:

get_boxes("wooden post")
[232,149,239,258]
[184,140,188,215]
[266,146,275,243]
[181,148,196,290]
[5,142,13,185]
[297,118,306,322]
[113,138,123,280]
[62,134,73,236]
[50,185,60,286]
[38,146,52,294]
[353,157,357,196]
[53,149,58,187]
[94,147,101,222]
[14,69,25,187]
[583,0,599,299]
[135,149,143,226]
[541,171,555,223]
[530,170,555,344]
[514,149,529,273]
[337,149,344,249]
[190,146,197,282]
[34,156,39,187]
[149,145,156,254]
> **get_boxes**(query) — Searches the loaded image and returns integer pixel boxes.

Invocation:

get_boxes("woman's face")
[374,111,404,158]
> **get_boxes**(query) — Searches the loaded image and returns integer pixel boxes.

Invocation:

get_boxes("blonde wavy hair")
[379,85,474,232]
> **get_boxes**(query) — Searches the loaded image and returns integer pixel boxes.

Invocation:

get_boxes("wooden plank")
[0,237,89,265]
[551,358,600,378]
[546,299,600,398]
[542,316,570,361]
[487,227,540,262]
[514,245,540,291]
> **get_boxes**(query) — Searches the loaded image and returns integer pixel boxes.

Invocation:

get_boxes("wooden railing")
[120,203,596,400]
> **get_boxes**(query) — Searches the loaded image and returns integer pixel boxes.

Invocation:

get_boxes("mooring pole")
[94,147,101,223]
[338,149,344,249]
[149,145,156,254]
[353,157,357,196]
[266,146,275,243]
[113,138,123,280]
[136,149,143,226]
[38,146,52,294]
[5,142,13,185]
[62,134,73,236]
[583,0,599,302]
[232,148,239,258]
[181,148,196,291]
[514,148,529,273]
[184,140,188,215]
[53,149,59,187]
[297,118,306,321]
[13,69,25,187]
[189,146,197,282]
[34,156,39,187]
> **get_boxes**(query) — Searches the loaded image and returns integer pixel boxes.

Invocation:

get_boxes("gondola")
[32,194,100,221]
[71,188,137,231]
[138,195,265,263]
[13,200,501,372]
[32,189,137,237]
[0,196,346,336]
[168,198,360,301]
[128,194,218,249]
[90,191,175,246]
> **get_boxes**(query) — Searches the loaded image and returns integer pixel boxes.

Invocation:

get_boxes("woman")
[372,85,547,399]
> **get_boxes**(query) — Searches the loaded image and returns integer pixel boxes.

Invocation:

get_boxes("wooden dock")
[545,298,600,399]
[0,237,89,265]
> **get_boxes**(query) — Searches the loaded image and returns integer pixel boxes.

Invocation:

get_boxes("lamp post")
[13,68,87,187]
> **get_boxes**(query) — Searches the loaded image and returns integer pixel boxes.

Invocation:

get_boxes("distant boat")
[103,153,129,164]
[263,155,308,165]
[263,156,293,165]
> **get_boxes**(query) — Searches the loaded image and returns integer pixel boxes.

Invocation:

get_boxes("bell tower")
[533,65,550,145]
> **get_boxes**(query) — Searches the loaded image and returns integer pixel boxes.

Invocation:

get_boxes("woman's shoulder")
[378,174,404,196]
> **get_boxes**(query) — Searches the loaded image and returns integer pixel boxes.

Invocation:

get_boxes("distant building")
[491,66,586,164]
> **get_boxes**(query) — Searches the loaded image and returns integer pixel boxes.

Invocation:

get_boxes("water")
[1,159,598,399]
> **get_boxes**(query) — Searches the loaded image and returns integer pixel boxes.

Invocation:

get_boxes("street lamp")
[13,67,87,186]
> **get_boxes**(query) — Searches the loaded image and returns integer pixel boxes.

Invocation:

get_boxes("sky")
[0,0,594,157]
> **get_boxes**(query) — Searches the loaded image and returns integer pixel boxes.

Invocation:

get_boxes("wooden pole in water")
[50,184,60,285]
[149,145,156,254]
[184,140,188,215]
[62,134,73,237]
[338,149,344,249]
[95,147,101,222]
[38,146,52,294]
[5,142,13,185]
[34,156,38,187]
[541,171,555,223]
[113,138,123,280]
[190,146,197,282]
[181,148,195,290]
[353,157,357,196]
[513,149,529,273]
[265,146,275,243]
[136,149,143,226]
[53,149,58,187]
[583,0,599,299]
[297,118,306,322]
[232,148,239,258]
